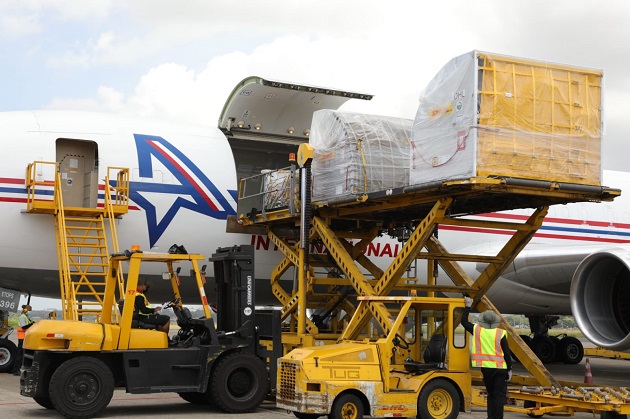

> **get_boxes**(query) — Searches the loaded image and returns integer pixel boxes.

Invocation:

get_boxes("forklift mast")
[210,245,256,338]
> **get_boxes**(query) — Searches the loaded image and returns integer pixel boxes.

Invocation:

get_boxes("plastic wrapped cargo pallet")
[261,169,293,210]
[410,51,603,186]
[310,110,412,202]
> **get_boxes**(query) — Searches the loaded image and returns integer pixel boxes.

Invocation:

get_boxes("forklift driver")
[134,279,171,334]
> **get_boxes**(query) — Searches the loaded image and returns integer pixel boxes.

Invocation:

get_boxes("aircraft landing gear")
[522,315,584,365]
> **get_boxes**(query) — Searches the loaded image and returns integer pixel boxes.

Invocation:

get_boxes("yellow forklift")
[19,245,281,419]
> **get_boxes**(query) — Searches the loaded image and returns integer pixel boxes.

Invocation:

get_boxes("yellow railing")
[104,167,129,321]
[26,161,130,321]
[51,170,75,320]
[25,161,58,213]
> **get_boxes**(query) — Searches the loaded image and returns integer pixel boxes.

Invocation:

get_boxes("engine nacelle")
[571,248,630,351]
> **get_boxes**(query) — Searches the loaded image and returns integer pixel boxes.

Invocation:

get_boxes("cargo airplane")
[0,77,628,374]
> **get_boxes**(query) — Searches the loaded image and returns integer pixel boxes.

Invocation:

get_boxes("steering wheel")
[163,297,181,309]
[393,333,410,350]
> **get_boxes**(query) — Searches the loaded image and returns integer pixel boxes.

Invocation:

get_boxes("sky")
[3,0,630,310]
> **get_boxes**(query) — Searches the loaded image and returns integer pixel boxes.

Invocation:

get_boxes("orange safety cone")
[584,358,593,384]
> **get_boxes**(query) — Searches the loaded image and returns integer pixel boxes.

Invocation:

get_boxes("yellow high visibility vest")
[136,292,151,317]
[470,324,507,369]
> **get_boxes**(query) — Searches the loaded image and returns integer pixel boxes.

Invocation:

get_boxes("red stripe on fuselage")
[0,178,25,184]
[476,212,630,230]
[439,225,630,244]
[147,141,218,211]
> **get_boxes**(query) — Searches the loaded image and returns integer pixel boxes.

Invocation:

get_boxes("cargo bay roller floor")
[232,155,620,388]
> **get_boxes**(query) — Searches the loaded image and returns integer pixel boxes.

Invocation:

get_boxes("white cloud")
[48,0,112,20]
[0,0,113,38]
[0,4,41,37]
[44,19,480,124]
[15,0,630,169]
[95,31,115,51]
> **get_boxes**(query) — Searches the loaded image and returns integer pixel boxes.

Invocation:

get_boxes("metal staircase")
[26,162,129,321]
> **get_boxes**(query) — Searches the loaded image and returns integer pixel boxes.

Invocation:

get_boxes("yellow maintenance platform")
[25,161,129,321]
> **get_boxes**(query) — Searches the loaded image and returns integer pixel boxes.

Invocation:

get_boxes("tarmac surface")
[0,354,629,419]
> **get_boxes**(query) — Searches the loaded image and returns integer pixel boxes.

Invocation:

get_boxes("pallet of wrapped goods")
[310,110,412,202]
[410,51,603,186]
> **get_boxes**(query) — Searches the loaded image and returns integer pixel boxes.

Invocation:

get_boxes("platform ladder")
[25,162,130,321]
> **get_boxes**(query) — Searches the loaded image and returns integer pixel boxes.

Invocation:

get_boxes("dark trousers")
[12,339,23,374]
[481,367,509,419]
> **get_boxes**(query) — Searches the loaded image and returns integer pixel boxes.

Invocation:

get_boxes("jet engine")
[571,248,630,351]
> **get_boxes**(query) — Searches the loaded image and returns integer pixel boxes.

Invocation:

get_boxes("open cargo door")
[219,76,372,180]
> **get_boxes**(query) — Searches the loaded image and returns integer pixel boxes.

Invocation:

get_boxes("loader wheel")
[329,393,364,419]
[209,352,268,413]
[49,356,114,418]
[0,339,17,373]
[418,379,460,419]
[559,336,584,364]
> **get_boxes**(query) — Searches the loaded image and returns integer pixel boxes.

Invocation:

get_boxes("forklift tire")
[418,378,460,419]
[209,352,268,413]
[49,356,114,418]
[559,336,584,364]
[329,393,364,419]
[33,395,55,409]
[0,339,17,373]
[178,391,212,405]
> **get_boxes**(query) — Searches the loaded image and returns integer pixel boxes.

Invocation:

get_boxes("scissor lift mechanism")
[233,144,620,391]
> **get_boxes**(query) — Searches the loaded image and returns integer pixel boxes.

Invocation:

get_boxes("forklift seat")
[404,334,446,374]
[117,299,157,330]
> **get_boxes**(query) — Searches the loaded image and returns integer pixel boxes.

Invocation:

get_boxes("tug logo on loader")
[322,366,360,379]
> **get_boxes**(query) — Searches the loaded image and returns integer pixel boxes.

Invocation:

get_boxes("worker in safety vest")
[12,304,34,376]
[134,279,170,334]
[462,297,512,419]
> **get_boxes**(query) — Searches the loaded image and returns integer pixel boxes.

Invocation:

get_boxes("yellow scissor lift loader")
[233,143,629,419]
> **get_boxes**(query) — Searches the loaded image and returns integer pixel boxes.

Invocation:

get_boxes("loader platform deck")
[234,174,619,231]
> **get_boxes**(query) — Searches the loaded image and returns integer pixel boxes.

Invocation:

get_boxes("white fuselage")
[1,110,629,319]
